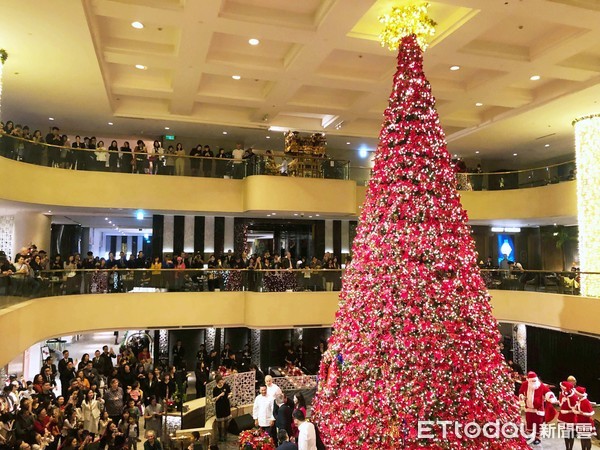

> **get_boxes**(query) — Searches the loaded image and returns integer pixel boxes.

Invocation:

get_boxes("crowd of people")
[0,330,327,450]
[0,340,186,450]
[0,242,348,297]
[0,121,344,181]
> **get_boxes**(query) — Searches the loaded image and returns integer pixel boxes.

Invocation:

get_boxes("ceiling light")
[293,213,298,216]
[475,102,483,107]
[47,210,52,213]
[475,151,480,154]
[530,75,541,81]
[272,213,276,215]
[266,136,270,139]
[49,117,54,121]
[346,142,351,145]
[232,75,241,80]
[513,153,518,156]
[248,38,260,46]
[164,127,170,130]
[544,144,550,148]
[136,211,144,220]
[267,214,271,217]
[135,64,147,70]
[105,218,108,220]
[222,131,228,135]
[359,148,368,158]
[108,221,112,224]
[108,122,113,125]
[450,65,460,71]
[316,214,320,217]
[309,216,313,218]
[131,21,144,29]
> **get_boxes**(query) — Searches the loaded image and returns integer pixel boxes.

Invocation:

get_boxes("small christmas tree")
[311,5,529,449]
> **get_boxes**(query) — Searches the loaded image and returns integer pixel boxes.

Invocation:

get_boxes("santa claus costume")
[518,371,558,445]
[574,386,594,450]
[557,381,577,450]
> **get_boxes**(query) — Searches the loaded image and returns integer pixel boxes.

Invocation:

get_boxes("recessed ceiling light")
[164,127,170,130]
[475,151,480,154]
[248,38,260,46]
[267,214,271,217]
[47,210,52,213]
[49,117,54,121]
[272,213,276,215]
[530,75,541,81]
[232,75,241,80]
[513,153,518,156]
[315,214,320,217]
[105,218,108,220]
[450,65,460,71]
[131,21,144,29]
[135,64,147,70]
[293,213,298,216]
[309,216,313,218]
[346,142,351,145]
[475,102,483,107]
[108,122,113,125]
[108,221,112,224]
[222,131,228,135]
[544,144,550,147]
[266,136,271,139]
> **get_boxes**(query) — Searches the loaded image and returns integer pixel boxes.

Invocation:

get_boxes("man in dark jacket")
[274,393,293,439]
[276,429,297,450]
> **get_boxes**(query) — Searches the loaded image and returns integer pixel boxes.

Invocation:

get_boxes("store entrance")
[242,219,316,262]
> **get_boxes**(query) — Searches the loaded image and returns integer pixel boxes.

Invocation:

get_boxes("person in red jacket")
[574,386,594,450]
[557,381,577,450]
[518,371,558,446]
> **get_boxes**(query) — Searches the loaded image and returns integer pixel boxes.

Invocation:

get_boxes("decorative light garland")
[0,49,7,122]
[573,114,600,297]
[379,4,437,51]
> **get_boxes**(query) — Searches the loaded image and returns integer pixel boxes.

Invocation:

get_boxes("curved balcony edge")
[0,156,578,221]
[0,289,594,367]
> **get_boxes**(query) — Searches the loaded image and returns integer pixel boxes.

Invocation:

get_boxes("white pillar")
[325,220,334,253]
[224,217,234,253]
[184,216,195,253]
[13,212,50,257]
[574,114,600,297]
[163,215,174,254]
[204,216,215,253]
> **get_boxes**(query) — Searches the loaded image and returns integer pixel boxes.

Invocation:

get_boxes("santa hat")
[560,381,574,392]
[575,386,587,397]
[527,371,538,381]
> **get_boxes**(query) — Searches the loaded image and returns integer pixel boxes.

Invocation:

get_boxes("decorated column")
[311,5,528,449]
[573,114,600,297]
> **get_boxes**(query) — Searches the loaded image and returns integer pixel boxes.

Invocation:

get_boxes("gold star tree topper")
[379,3,437,51]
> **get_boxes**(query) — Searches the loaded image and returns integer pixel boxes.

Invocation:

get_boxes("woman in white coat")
[81,389,104,434]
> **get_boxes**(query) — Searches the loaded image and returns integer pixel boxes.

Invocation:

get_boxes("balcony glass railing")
[0,133,350,180]
[0,133,576,189]
[0,268,590,310]
[349,160,576,190]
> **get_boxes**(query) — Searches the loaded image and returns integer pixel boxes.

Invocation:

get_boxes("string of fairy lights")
[0,49,7,122]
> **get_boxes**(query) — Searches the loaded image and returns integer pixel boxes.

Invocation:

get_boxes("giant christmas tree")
[312,6,529,449]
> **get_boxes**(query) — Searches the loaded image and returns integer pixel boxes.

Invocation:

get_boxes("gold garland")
[572,113,600,126]
[379,3,436,51]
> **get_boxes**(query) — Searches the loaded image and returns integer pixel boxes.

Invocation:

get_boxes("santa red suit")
[575,387,595,438]
[518,371,558,442]
[557,381,577,424]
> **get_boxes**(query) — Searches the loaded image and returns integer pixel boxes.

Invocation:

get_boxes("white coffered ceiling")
[2,0,600,165]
